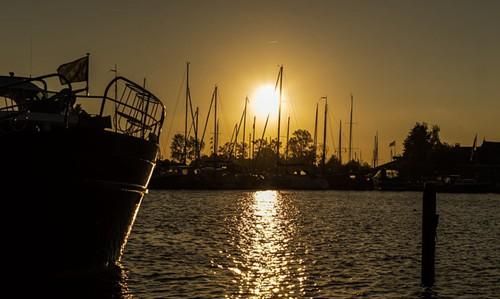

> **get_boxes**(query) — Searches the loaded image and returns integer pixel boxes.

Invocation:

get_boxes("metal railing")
[0,74,165,142]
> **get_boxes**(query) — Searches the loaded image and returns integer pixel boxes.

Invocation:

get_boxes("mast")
[373,131,379,168]
[348,93,353,162]
[214,86,218,156]
[184,62,190,164]
[248,133,252,160]
[321,97,328,173]
[216,119,219,156]
[276,65,283,165]
[195,107,199,160]
[338,120,342,165]
[86,53,90,96]
[252,116,256,160]
[313,102,318,165]
[242,97,248,159]
[286,115,290,160]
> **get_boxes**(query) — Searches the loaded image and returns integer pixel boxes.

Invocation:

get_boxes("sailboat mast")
[195,107,199,160]
[276,65,283,165]
[286,115,290,160]
[313,102,318,165]
[248,133,252,160]
[338,120,342,165]
[252,116,256,160]
[214,86,218,156]
[373,131,379,168]
[184,62,190,164]
[242,97,248,159]
[216,119,219,156]
[348,93,353,162]
[321,97,328,172]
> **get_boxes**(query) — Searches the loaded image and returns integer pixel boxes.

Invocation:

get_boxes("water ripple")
[121,191,500,298]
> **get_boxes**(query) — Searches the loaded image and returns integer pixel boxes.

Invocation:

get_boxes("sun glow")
[251,84,280,118]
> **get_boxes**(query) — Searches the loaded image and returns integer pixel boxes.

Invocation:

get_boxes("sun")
[251,84,280,118]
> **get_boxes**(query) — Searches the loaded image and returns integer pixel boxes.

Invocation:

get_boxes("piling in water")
[421,183,439,287]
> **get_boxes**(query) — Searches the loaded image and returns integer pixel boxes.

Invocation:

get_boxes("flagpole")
[86,53,90,96]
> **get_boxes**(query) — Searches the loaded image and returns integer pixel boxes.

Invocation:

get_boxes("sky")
[2,0,500,163]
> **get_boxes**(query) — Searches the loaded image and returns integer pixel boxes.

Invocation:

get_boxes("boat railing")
[75,76,165,141]
[1,74,165,142]
[0,73,73,123]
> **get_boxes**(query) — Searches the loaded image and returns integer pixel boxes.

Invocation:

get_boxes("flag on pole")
[470,133,477,161]
[57,56,89,84]
[389,140,396,147]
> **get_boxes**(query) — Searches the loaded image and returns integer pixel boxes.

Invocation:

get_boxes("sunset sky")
[2,0,500,163]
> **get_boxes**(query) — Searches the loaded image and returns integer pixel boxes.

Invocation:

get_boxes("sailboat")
[269,66,329,189]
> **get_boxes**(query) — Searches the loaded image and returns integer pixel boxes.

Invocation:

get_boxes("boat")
[0,60,165,277]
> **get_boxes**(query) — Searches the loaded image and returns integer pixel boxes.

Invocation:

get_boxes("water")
[118,190,500,298]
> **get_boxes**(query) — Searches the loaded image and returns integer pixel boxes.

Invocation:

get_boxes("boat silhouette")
[0,66,165,278]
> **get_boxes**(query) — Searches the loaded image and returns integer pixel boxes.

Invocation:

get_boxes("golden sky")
[2,0,500,163]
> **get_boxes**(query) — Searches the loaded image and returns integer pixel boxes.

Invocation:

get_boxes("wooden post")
[422,183,439,287]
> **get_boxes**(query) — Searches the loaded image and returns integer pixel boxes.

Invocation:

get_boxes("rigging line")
[229,102,247,157]
[255,113,270,160]
[228,123,238,158]
[200,88,215,151]
[286,95,300,134]
[216,88,228,144]
[165,69,186,150]
[187,115,195,138]
[187,89,197,133]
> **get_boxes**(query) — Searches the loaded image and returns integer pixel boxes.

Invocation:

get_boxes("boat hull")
[2,127,158,275]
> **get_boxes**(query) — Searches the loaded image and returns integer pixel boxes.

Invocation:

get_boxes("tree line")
[165,121,466,179]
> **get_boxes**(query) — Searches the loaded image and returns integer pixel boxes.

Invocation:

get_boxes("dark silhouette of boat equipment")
[0,69,165,276]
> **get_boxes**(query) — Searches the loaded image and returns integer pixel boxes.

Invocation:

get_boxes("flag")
[389,140,396,147]
[57,56,89,84]
[470,133,477,161]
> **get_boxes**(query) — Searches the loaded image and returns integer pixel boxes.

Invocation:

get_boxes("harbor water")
[118,190,499,298]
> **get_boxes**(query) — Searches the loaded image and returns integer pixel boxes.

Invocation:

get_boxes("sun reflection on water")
[226,190,306,298]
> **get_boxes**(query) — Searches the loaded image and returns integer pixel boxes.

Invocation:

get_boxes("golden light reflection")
[226,190,306,298]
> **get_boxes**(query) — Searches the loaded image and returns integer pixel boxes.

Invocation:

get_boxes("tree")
[169,133,204,163]
[287,129,315,164]
[170,134,186,163]
[325,155,342,173]
[402,122,442,179]
[253,138,279,171]
[218,142,234,159]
